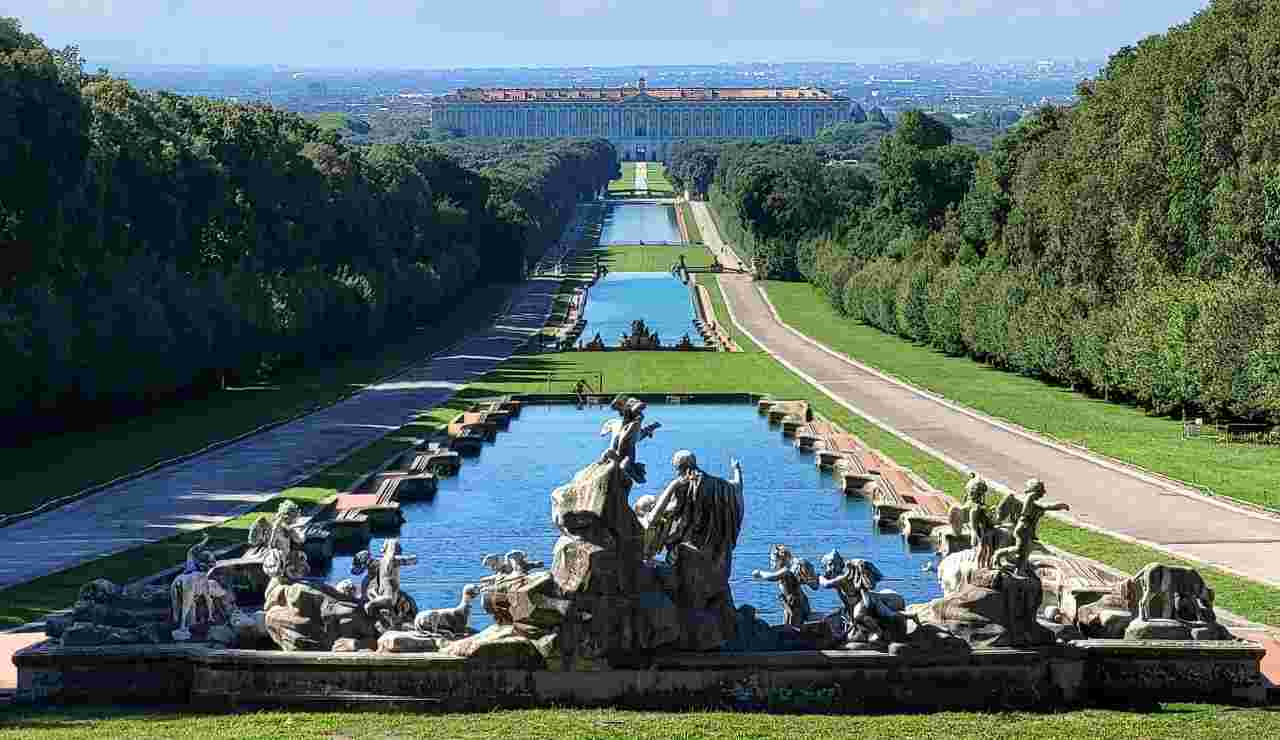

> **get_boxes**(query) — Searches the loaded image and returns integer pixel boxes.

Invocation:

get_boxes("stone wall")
[16,640,1267,711]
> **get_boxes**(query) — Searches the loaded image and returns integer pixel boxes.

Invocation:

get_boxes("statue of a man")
[993,479,1070,577]
[752,544,817,627]
[641,450,744,568]
[599,396,661,484]
[819,550,909,644]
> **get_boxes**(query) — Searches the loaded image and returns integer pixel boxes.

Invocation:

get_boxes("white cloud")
[903,0,1110,24]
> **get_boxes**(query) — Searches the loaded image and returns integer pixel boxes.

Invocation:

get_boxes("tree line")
[0,18,618,437]
[670,0,1280,426]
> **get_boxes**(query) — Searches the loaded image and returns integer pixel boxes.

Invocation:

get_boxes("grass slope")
[2,704,1277,739]
[0,283,518,518]
[761,281,1280,512]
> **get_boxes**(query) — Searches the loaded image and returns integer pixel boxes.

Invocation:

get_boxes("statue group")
[51,397,1235,662]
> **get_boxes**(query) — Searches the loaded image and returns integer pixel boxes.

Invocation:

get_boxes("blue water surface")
[581,271,700,347]
[325,404,943,629]
[599,203,681,245]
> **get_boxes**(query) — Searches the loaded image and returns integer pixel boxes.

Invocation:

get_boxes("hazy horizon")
[14,1,1208,70]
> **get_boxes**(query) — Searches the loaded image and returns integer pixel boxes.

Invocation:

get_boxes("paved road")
[691,202,1280,588]
[0,211,591,592]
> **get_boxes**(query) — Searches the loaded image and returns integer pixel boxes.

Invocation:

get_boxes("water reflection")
[599,203,681,245]
[581,271,701,347]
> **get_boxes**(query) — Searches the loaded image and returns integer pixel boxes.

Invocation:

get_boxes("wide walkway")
[0,211,592,592]
[691,202,1280,588]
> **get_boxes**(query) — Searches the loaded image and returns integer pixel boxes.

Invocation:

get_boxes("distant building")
[430,77,849,161]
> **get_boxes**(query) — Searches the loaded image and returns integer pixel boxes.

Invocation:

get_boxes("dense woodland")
[670,0,1280,426]
[0,18,618,436]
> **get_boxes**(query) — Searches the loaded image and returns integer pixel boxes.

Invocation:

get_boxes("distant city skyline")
[14,1,1210,70]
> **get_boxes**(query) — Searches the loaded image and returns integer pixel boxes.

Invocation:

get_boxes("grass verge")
[760,281,1280,512]
[680,201,704,244]
[2,704,1278,738]
[0,283,519,519]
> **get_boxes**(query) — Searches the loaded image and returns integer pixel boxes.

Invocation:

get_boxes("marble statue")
[642,450,744,569]
[948,473,998,569]
[818,550,910,644]
[363,538,420,632]
[751,544,817,627]
[170,535,232,641]
[251,500,309,581]
[414,583,481,637]
[599,396,661,484]
[993,479,1070,577]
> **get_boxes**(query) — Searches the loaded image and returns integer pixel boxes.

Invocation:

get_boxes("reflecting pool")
[581,271,700,347]
[599,203,681,245]
[325,403,943,629]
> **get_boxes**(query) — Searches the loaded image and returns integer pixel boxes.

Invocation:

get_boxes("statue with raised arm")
[364,538,420,632]
[598,396,661,485]
[642,451,744,567]
[752,544,817,627]
[993,479,1070,577]
[819,550,909,644]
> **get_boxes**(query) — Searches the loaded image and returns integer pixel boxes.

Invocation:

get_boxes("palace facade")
[431,78,849,161]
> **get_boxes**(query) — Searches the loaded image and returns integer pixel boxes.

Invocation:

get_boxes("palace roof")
[437,86,841,104]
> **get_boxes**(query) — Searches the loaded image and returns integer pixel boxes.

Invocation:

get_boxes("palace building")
[431,77,849,161]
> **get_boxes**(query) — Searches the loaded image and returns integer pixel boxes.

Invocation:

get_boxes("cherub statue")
[993,479,1070,577]
[819,550,910,644]
[363,538,420,632]
[250,500,309,581]
[349,549,378,601]
[599,396,661,484]
[948,473,998,568]
[641,450,744,567]
[752,544,818,626]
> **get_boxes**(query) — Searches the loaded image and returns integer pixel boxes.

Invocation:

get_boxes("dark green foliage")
[0,17,618,436]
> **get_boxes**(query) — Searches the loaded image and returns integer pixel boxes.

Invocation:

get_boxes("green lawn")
[680,201,704,244]
[2,704,1277,739]
[0,283,519,519]
[644,162,676,194]
[761,281,1280,512]
[594,245,713,272]
[607,162,638,191]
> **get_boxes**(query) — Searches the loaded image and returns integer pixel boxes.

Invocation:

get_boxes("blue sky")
[14,0,1210,68]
